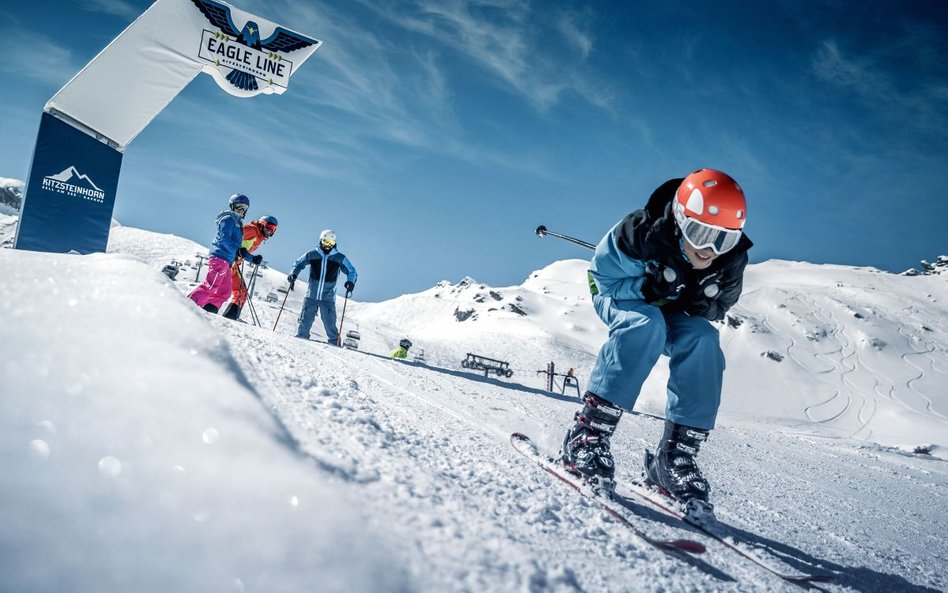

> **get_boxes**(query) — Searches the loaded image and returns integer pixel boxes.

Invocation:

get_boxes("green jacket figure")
[389,338,412,359]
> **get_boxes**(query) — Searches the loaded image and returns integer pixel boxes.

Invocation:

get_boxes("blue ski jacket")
[208,210,244,262]
[290,247,358,301]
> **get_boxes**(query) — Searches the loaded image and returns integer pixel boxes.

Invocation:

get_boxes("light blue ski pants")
[586,295,725,430]
[296,297,338,344]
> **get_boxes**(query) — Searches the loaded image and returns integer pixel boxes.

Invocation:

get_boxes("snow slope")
[0,249,409,593]
[349,258,948,457]
[1,218,946,593]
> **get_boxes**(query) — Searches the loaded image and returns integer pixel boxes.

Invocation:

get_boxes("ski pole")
[272,287,290,331]
[336,290,350,347]
[535,225,595,251]
[235,265,259,327]
[246,262,259,301]
[244,263,261,327]
[245,287,261,327]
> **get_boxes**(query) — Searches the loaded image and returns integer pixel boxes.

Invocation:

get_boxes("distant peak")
[902,255,948,276]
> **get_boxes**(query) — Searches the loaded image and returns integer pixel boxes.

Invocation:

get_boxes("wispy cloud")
[353,0,613,113]
[556,8,594,60]
[0,23,76,86]
[812,41,891,98]
[812,37,948,134]
[76,0,141,21]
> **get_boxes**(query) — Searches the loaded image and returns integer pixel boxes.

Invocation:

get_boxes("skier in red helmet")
[221,215,278,320]
[561,169,753,520]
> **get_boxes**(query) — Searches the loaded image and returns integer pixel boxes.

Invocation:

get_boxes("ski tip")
[668,539,707,554]
[796,574,836,583]
[511,432,529,441]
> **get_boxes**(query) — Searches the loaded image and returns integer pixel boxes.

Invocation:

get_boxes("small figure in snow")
[188,194,250,314]
[389,338,412,359]
[221,215,279,320]
[287,229,357,345]
[561,169,753,514]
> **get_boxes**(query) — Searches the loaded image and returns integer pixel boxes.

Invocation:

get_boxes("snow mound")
[0,249,410,593]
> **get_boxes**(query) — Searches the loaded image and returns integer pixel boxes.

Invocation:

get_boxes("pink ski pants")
[188,256,233,310]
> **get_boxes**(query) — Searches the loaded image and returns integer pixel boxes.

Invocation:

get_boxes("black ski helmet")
[399,338,412,349]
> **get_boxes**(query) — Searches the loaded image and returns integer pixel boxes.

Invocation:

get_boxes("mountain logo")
[190,0,319,94]
[42,166,106,203]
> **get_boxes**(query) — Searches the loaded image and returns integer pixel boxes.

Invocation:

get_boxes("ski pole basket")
[461,353,514,378]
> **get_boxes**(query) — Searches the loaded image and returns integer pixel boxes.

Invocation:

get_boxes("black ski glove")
[344,281,355,294]
[641,262,685,304]
[287,274,296,291]
[251,254,263,265]
[237,247,250,259]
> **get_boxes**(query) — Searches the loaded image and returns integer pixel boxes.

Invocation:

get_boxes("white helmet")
[319,229,336,243]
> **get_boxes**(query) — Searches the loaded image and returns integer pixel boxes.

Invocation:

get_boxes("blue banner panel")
[15,112,122,254]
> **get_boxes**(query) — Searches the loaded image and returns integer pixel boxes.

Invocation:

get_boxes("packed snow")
[1,212,946,593]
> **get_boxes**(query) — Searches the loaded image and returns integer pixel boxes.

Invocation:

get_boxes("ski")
[510,433,706,556]
[619,467,835,588]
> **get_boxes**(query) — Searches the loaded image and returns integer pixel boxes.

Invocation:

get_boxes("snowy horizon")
[1,209,946,592]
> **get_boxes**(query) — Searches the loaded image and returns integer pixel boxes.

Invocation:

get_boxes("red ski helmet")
[673,169,746,254]
[258,215,278,237]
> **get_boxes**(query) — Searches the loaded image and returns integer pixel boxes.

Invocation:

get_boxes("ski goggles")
[262,222,277,237]
[232,203,249,216]
[678,216,742,255]
[320,238,336,249]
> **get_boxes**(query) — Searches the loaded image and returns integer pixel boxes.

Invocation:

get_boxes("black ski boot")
[561,392,623,492]
[221,303,241,320]
[202,303,219,314]
[644,421,714,519]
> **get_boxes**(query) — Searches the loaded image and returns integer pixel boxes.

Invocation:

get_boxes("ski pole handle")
[535,225,595,251]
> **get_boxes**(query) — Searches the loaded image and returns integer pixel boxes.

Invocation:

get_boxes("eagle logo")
[191,0,318,92]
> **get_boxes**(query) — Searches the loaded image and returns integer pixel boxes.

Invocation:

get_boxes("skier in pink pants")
[189,194,250,313]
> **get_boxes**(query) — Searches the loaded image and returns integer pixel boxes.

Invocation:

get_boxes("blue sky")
[1,0,946,302]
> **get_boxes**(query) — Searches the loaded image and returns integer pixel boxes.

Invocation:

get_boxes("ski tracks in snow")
[769,292,948,438]
[213,320,717,592]
[210,319,844,592]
